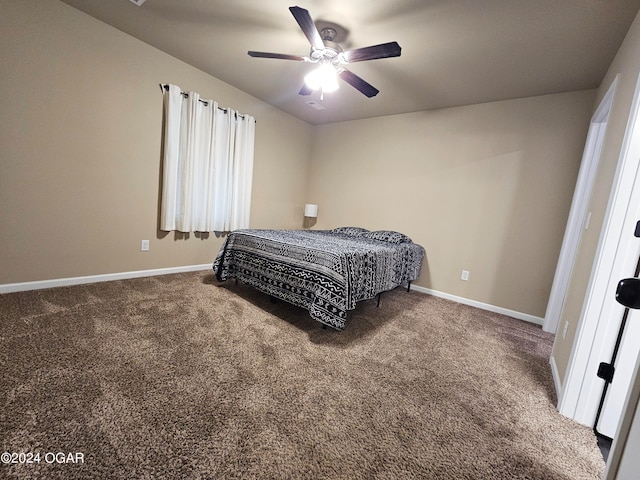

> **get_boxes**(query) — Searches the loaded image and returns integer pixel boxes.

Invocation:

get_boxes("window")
[160,84,255,232]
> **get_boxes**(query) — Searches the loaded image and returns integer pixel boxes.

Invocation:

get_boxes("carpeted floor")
[1,271,604,479]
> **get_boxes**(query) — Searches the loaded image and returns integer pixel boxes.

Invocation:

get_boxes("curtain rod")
[159,84,254,122]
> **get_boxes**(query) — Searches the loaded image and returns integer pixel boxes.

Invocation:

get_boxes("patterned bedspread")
[212,229,425,330]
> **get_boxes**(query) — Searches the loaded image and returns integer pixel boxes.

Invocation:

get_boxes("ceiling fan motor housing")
[309,27,347,64]
[247,6,400,98]
[310,42,346,65]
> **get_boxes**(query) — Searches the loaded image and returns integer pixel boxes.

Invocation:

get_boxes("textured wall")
[307,91,595,318]
[0,0,313,284]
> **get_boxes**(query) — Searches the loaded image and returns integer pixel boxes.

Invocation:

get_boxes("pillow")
[331,226,370,236]
[362,230,412,244]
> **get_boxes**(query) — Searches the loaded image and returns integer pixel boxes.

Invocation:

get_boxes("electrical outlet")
[461,270,470,281]
[141,240,150,251]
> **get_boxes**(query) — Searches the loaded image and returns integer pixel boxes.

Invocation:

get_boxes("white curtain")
[160,84,255,232]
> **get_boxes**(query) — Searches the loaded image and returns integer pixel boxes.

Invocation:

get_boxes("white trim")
[543,77,618,334]
[560,72,640,428]
[410,284,544,325]
[0,264,212,294]
[2,266,544,326]
[550,355,563,400]
[604,346,640,480]
[2,264,544,327]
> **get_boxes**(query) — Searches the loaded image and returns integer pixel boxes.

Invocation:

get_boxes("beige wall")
[0,0,595,325]
[0,0,313,284]
[307,91,595,318]
[552,11,640,385]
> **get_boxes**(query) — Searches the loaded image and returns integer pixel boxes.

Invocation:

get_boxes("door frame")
[543,77,618,334]
[559,73,640,427]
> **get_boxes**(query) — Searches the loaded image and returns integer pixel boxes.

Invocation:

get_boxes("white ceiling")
[60,0,640,125]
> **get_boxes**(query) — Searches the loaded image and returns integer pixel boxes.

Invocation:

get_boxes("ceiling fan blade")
[248,51,306,61]
[299,84,313,96]
[343,41,402,63]
[338,69,379,98]
[289,6,325,51]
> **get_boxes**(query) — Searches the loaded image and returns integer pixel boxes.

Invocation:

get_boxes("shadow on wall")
[303,217,317,229]
[156,230,229,241]
[419,256,432,290]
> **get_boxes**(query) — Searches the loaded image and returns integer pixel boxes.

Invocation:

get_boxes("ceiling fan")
[248,6,401,99]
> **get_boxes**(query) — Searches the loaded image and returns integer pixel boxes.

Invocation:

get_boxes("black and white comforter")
[212,229,425,330]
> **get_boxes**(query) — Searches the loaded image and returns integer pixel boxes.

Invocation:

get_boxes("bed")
[212,227,425,330]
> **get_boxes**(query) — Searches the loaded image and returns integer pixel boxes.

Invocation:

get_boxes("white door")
[594,194,640,437]
[597,305,640,437]
[559,73,640,439]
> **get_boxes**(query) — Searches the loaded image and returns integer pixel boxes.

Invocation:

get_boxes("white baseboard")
[410,285,545,326]
[2,270,545,328]
[549,355,563,404]
[0,264,213,294]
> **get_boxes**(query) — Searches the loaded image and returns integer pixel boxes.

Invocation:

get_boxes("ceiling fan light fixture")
[304,63,339,93]
[247,6,400,99]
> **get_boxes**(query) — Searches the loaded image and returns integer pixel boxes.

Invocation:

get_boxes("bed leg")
[377,293,382,308]
[407,281,411,292]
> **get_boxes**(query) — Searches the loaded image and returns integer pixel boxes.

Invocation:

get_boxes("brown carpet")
[1,271,604,479]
